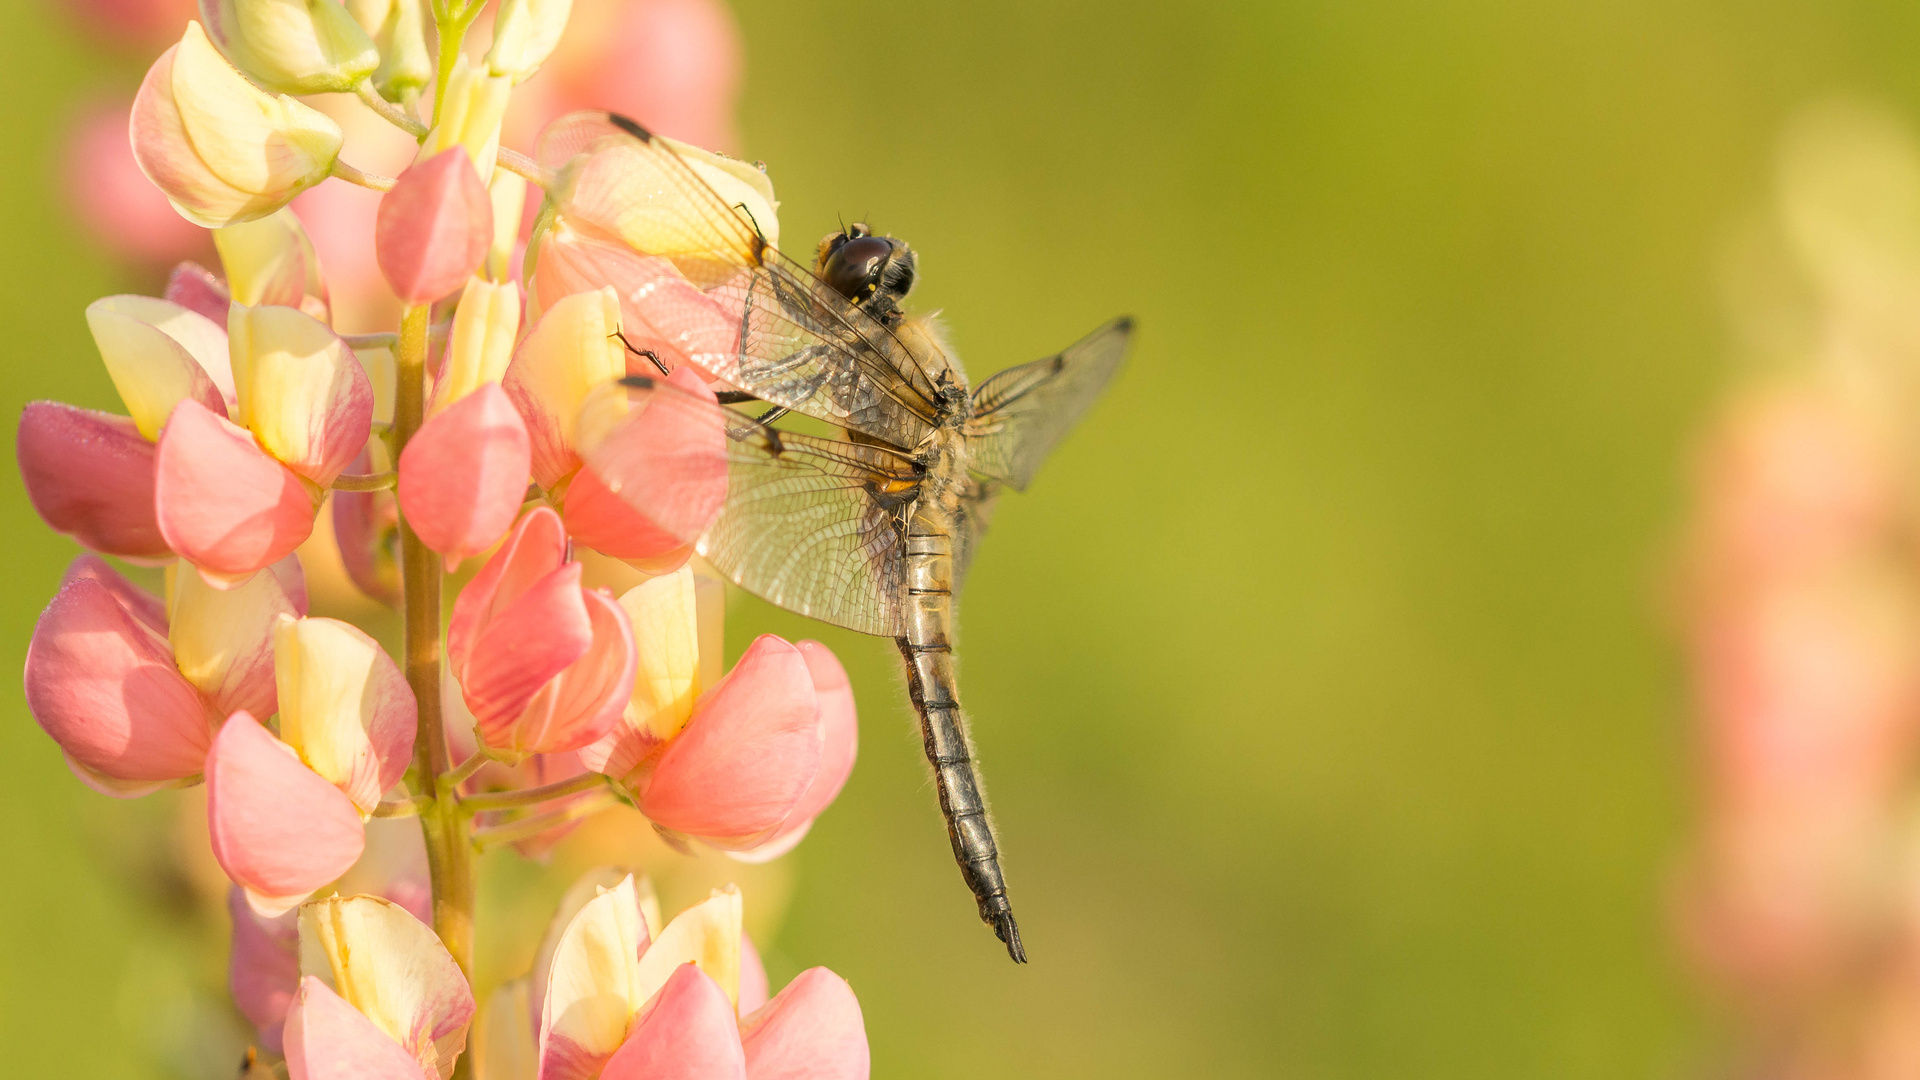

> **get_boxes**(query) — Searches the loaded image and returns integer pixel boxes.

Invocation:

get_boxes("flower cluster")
[20,0,868,1075]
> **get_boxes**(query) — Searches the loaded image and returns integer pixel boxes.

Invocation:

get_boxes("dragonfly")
[550,111,1132,962]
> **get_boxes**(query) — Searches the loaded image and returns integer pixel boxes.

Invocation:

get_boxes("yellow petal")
[419,55,511,182]
[692,558,726,693]
[274,615,414,814]
[432,277,522,415]
[214,207,327,310]
[485,0,571,82]
[540,874,652,1062]
[356,344,397,427]
[170,22,343,207]
[505,286,625,489]
[86,295,230,440]
[634,885,741,1009]
[228,303,369,482]
[299,895,475,1080]
[167,557,301,716]
[472,979,537,1080]
[487,169,528,282]
[618,568,701,743]
[203,0,378,94]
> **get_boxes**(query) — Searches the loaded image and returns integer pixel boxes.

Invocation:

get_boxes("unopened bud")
[131,22,344,228]
[420,55,511,181]
[376,148,493,306]
[198,0,379,95]
[485,0,571,82]
[345,0,430,98]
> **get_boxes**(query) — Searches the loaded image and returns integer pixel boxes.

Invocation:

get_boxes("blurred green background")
[11,0,1920,1076]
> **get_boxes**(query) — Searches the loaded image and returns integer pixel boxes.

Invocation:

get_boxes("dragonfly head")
[817,223,917,312]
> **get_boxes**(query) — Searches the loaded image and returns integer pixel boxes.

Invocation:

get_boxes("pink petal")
[739,968,869,1080]
[377,148,492,306]
[532,229,739,381]
[156,398,318,583]
[398,382,532,567]
[17,401,171,560]
[206,712,366,913]
[576,364,728,545]
[333,446,402,605]
[561,464,694,569]
[284,976,431,1080]
[639,635,822,845]
[494,589,636,757]
[738,933,769,1016]
[447,506,570,672]
[462,564,594,745]
[165,260,233,326]
[24,575,211,795]
[600,964,745,1080]
[783,641,859,826]
[229,886,300,1053]
[61,553,168,635]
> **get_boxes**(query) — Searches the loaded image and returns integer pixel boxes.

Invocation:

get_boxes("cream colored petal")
[228,303,372,484]
[619,568,701,743]
[473,978,538,1080]
[539,875,652,1068]
[215,207,325,309]
[485,0,571,82]
[356,344,397,427]
[433,277,522,415]
[420,56,511,182]
[171,22,343,199]
[204,0,378,94]
[86,296,228,440]
[692,558,726,693]
[274,615,416,814]
[633,885,741,1009]
[300,895,476,1080]
[168,557,302,717]
[487,170,528,282]
[501,287,626,490]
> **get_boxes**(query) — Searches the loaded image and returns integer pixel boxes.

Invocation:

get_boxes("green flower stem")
[329,158,396,192]
[429,3,484,137]
[460,771,612,813]
[395,303,478,1006]
[494,146,548,188]
[330,470,396,492]
[470,790,620,852]
[354,78,429,138]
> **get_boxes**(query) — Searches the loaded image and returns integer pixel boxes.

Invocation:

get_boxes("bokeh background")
[12,0,1920,1076]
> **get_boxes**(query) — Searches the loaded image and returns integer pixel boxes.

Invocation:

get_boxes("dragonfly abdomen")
[898,522,1026,963]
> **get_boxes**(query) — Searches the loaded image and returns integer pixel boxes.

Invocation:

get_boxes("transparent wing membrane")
[966,317,1134,490]
[581,376,921,637]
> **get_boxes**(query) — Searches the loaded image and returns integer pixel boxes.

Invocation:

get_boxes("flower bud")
[18,402,170,560]
[420,56,511,181]
[214,207,330,319]
[487,170,528,281]
[297,895,475,1079]
[228,303,375,487]
[500,286,626,490]
[600,964,743,1080]
[274,615,417,814]
[199,0,379,94]
[433,277,520,413]
[168,554,307,719]
[376,148,493,306]
[396,383,531,567]
[131,22,345,228]
[346,0,430,99]
[485,0,570,82]
[206,711,367,915]
[85,295,232,440]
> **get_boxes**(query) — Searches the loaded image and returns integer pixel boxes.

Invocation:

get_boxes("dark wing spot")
[607,113,653,141]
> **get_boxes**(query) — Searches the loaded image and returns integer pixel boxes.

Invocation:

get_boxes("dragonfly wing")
[540,111,944,448]
[954,478,1000,597]
[579,375,919,638]
[965,317,1133,491]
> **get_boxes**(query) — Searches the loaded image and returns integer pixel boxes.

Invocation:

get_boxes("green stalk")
[394,304,477,996]
[429,2,482,135]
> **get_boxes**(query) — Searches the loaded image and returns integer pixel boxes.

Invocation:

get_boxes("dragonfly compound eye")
[822,234,896,302]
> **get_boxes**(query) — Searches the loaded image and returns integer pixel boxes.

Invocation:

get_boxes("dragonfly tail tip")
[994,911,1027,964]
